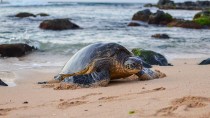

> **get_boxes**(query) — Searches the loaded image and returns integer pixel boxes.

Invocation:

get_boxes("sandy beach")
[0,58,210,118]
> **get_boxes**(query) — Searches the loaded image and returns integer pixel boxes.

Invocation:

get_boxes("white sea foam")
[7,0,48,6]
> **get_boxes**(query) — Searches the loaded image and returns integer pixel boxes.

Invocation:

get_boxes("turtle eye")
[126,65,131,69]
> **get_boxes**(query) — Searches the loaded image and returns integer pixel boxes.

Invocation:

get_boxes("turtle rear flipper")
[136,68,166,80]
[63,69,110,87]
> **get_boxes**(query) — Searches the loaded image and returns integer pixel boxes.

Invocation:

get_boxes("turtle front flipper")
[63,69,110,87]
[136,68,166,81]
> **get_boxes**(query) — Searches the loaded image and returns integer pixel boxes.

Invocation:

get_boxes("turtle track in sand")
[155,96,210,116]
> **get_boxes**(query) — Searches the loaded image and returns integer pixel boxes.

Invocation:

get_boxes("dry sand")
[0,58,210,118]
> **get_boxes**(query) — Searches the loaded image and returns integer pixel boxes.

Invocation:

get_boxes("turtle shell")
[60,43,132,75]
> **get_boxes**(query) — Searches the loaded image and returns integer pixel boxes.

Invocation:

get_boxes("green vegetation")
[132,48,156,63]
[165,13,173,20]
[193,16,210,26]
[132,48,142,56]
[132,48,155,57]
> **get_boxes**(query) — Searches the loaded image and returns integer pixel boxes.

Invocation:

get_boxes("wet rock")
[152,34,170,39]
[132,48,171,66]
[193,10,210,27]
[130,9,210,29]
[157,0,174,6]
[39,19,80,30]
[128,22,141,27]
[193,10,210,20]
[157,0,210,10]
[144,3,154,7]
[183,1,197,7]
[131,9,152,22]
[0,79,8,86]
[148,10,173,25]
[130,9,173,26]
[36,13,49,17]
[15,12,36,18]
[199,58,210,65]
[196,1,210,7]
[0,43,35,57]
[167,19,203,29]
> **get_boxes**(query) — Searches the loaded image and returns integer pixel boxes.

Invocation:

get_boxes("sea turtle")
[38,43,165,87]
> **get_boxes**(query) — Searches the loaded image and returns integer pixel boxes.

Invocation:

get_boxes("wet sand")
[0,58,210,118]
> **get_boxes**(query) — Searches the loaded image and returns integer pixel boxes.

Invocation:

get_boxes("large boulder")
[0,43,35,57]
[196,1,210,7]
[128,22,141,27]
[152,33,170,39]
[36,13,50,17]
[158,0,172,6]
[183,1,196,6]
[148,10,173,25]
[39,19,80,30]
[167,19,203,29]
[0,79,8,86]
[130,9,173,26]
[131,9,152,22]
[144,3,154,7]
[15,12,36,18]
[132,48,171,66]
[193,10,210,27]
[199,58,210,65]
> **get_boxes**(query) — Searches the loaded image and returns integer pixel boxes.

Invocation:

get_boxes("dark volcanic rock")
[193,10,210,20]
[158,0,174,6]
[196,1,210,7]
[130,9,173,26]
[36,13,49,17]
[193,10,210,27]
[39,19,80,30]
[183,1,196,6]
[144,3,154,7]
[157,0,210,10]
[129,9,209,29]
[152,34,170,39]
[132,9,152,22]
[199,58,210,65]
[148,10,173,25]
[0,79,8,86]
[128,22,141,27]
[15,12,36,18]
[132,48,171,66]
[167,19,203,29]
[0,43,35,57]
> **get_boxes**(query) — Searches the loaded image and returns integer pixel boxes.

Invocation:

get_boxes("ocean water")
[0,1,210,69]
[0,1,210,86]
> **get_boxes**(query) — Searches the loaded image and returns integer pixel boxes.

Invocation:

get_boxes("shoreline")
[0,55,208,87]
[1,58,210,117]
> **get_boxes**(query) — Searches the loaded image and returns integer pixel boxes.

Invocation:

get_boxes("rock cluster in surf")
[128,9,210,29]
[15,12,49,18]
[145,0,210,10]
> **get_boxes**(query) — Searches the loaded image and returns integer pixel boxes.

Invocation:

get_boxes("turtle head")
[124,57,143,73]
[124,57,152,73]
